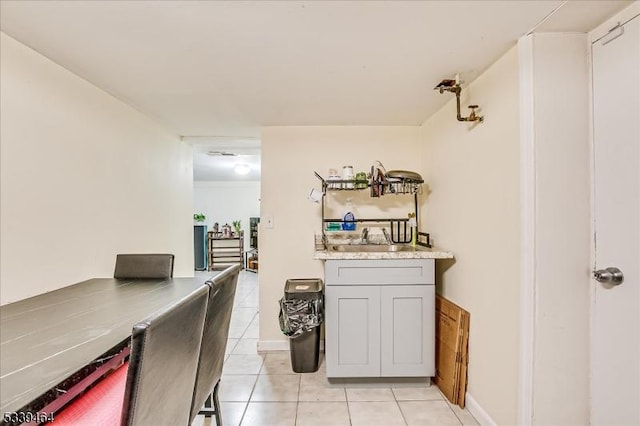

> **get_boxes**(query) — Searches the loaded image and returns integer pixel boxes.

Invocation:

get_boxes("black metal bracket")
[314,171,429,245]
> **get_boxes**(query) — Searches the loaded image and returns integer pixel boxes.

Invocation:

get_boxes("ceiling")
[190,136,262,181]
[0,0,631,180]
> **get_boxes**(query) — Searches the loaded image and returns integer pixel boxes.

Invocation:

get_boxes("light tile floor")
[193,270,479,426]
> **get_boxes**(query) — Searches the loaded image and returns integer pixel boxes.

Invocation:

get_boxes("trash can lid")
[285,278,323,296]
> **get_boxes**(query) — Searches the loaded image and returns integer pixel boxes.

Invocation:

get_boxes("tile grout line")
[235,312,261,426]
[391,388,409,426]
[230,271,260,425]
[394,397,410,426]
[237,374,258,426]
[293,373,301,426]
[344,388,353,426]
[446,401,465,426]
[437,387,465,426]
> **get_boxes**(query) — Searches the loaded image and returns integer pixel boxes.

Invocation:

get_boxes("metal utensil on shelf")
[370,162,387,197]
[389,220,411,243]
[385,170,424,182]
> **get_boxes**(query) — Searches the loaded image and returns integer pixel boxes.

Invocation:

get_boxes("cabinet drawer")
[325,259,434,285]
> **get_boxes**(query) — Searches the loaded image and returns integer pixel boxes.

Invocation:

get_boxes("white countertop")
[313,233,454,260]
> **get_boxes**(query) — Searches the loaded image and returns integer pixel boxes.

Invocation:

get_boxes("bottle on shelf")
[408,212,417,247]
[342,198,356,231]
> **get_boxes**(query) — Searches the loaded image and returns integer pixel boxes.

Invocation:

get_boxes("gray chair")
[114,253,175,279]
[189,264,241,425]
[53,284,209,426]
[122,284,209,426]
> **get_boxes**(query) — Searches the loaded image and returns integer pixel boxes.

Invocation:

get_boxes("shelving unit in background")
[249,217,259,250]
[208,232,243,271]
[246,217,259,272]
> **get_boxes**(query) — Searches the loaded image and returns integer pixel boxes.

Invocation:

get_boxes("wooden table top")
[0,277,207,414]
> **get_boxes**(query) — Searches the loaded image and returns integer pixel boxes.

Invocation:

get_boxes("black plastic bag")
[279,297,324,337]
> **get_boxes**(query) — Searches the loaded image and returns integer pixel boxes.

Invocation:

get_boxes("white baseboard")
[257,339,325,353]
[465,392,497,426]
[257,340,289,352]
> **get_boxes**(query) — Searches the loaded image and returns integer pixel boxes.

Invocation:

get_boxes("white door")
[591,15,640,426]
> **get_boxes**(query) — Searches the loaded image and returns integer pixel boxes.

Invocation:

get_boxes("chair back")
[189,265,241,423]
[114,254,175,279]
[121,284,209,426]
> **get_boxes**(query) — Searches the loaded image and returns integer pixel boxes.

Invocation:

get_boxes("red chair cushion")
[52,362,128,425]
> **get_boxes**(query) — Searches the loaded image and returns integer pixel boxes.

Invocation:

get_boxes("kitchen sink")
[327,244,422,253]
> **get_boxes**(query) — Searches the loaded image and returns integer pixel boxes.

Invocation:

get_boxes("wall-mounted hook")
[434,78,484,123]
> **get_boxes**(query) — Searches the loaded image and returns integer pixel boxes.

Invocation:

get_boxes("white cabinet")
[325,285,381,377]
[325,259,435,378]
[380,284,434,377]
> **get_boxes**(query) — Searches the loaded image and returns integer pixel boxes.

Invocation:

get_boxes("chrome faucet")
[382,228,392,245]
[361,227,369,244]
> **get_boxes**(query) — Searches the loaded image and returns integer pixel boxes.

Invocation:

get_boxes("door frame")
[516,33,536,426]
[516,4,640,425]
[516,32,593,426]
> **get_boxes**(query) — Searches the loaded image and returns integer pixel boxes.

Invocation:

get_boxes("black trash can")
[279,278,324,373]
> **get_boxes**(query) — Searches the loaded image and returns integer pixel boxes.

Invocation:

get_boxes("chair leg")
[204,392,212,409]
[213,382,222,426]
[198,382,222,425]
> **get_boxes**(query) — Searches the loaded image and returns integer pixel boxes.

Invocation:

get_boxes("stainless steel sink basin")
[327,244,420,253]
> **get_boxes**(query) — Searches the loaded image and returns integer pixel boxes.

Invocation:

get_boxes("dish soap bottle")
[342,198,356,231]
[408,212,417,246]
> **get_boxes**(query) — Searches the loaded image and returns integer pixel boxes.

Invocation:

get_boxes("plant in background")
[193,213,206,223]
[232,220,242,234]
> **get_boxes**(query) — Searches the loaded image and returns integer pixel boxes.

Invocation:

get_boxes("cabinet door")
[380,285,434,377]
[325,286,381,378]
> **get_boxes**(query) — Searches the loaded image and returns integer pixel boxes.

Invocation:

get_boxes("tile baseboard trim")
[465,392,497,426]
[257,339,325,353]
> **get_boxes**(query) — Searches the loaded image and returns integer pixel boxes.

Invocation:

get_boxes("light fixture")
[207,150,238,157]
[234,163,251,175]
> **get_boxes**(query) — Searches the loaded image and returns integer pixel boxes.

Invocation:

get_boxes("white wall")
[193,181,261,249]
[519,33,591,426]
[259,126,422,348]
[419,47,521,425]
[419,36,592,425]
[0,33,194,305]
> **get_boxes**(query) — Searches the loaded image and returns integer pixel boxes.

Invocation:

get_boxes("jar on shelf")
[327,168,341,189]
[342,166,355,189]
